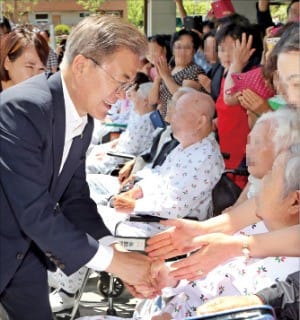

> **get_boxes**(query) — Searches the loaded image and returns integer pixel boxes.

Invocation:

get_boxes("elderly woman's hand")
[113,194,135,213]
[166,233,247,281]
[155,56,171,80]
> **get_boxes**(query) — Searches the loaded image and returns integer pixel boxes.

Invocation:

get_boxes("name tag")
[115,237,148,252]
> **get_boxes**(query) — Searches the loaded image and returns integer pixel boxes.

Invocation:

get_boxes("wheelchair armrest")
[106,151,135,160]
[129,214,167,223]
[225,168,249,176]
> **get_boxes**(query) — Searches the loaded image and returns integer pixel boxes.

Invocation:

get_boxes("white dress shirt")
[60,75,114,271]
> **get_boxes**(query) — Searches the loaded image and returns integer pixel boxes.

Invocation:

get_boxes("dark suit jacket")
[0,72,111,294]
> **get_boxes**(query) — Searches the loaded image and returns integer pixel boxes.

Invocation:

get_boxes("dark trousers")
[0,244,52,320]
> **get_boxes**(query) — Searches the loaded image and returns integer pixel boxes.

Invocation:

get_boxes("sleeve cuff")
[85,240,114,271]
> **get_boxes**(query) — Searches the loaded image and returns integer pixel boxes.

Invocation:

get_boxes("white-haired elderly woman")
[146,147,300,320]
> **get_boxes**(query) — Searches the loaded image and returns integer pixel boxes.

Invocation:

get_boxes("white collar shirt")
[59,75,88,173]
[59,74,114,271]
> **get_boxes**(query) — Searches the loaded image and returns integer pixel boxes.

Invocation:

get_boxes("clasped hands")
[115,250,177,299]
[113,186,143,213]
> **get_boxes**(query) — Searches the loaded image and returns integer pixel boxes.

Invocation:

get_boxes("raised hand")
[232,33,256,69]
[168,233,245,281]
[145,219,204,259]
[155,55,171,80]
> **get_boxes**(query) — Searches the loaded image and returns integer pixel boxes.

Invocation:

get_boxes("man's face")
[277,51,300,107]
[246,122,275,179]
[72,48,139,120]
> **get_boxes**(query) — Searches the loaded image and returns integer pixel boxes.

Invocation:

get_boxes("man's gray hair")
[255,107,300,155]
[62,15,148,66]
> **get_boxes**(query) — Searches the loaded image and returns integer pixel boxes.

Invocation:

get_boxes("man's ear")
[196,114,207,131]
[71,54,89,77]
[4,56,11,72]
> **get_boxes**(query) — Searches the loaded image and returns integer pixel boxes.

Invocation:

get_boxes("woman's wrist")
[235,235,252,260]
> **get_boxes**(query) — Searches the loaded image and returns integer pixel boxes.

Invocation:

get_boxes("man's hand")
[145,219,204,259]
[106,249,156,297]
[197,295,263,315]
[168,233,245,281]
[113,195,135,213]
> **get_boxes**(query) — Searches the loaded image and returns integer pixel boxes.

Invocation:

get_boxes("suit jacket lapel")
[48,72,65,195]
[53,116,93,201]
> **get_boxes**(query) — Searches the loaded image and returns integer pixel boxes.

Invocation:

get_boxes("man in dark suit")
[0,16,155,319]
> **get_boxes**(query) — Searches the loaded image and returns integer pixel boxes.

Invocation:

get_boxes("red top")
[216,78,250,188]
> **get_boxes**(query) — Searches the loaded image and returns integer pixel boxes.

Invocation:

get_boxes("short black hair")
[148,34,172,63]
[202,21,215,31]
[41,29,50,38]
[0,16,12,34]
[170,29,201,51]
[217,13,250,28]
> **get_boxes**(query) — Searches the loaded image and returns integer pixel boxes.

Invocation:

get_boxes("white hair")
[255,107,300,155]
[137,82,152,100]
[284,152,300,197]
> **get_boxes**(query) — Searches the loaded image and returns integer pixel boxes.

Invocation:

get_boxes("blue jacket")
[0,72,111,293]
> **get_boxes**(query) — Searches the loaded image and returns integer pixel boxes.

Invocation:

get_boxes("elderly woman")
[0,26,49,92]
[148,147,299,320]
[149,29,204,119]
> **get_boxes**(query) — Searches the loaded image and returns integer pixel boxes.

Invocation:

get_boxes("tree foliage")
[1,0,39,23]
[76,0,106,13]
[127,0,144,28]
[179,0,210,16]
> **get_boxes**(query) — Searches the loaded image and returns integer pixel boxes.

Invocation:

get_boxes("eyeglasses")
[86,56,135,93]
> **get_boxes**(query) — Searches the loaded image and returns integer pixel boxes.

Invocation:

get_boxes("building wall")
[3,0,127,26]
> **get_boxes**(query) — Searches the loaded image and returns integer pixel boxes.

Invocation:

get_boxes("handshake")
[106,247,177,299]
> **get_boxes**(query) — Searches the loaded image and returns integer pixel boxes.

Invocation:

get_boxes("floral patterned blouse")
[115,133,224,237]
[86,109,155,174]
[161,222,300,319]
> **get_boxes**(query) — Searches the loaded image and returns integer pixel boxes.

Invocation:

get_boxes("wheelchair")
[64,167,247,319]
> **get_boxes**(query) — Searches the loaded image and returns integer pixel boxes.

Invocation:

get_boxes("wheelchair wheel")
[97,272,124,298]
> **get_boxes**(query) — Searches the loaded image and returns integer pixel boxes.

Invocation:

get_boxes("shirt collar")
[61,74,88,140]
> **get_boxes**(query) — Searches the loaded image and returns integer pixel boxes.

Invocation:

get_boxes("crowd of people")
[0,0,299,319]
